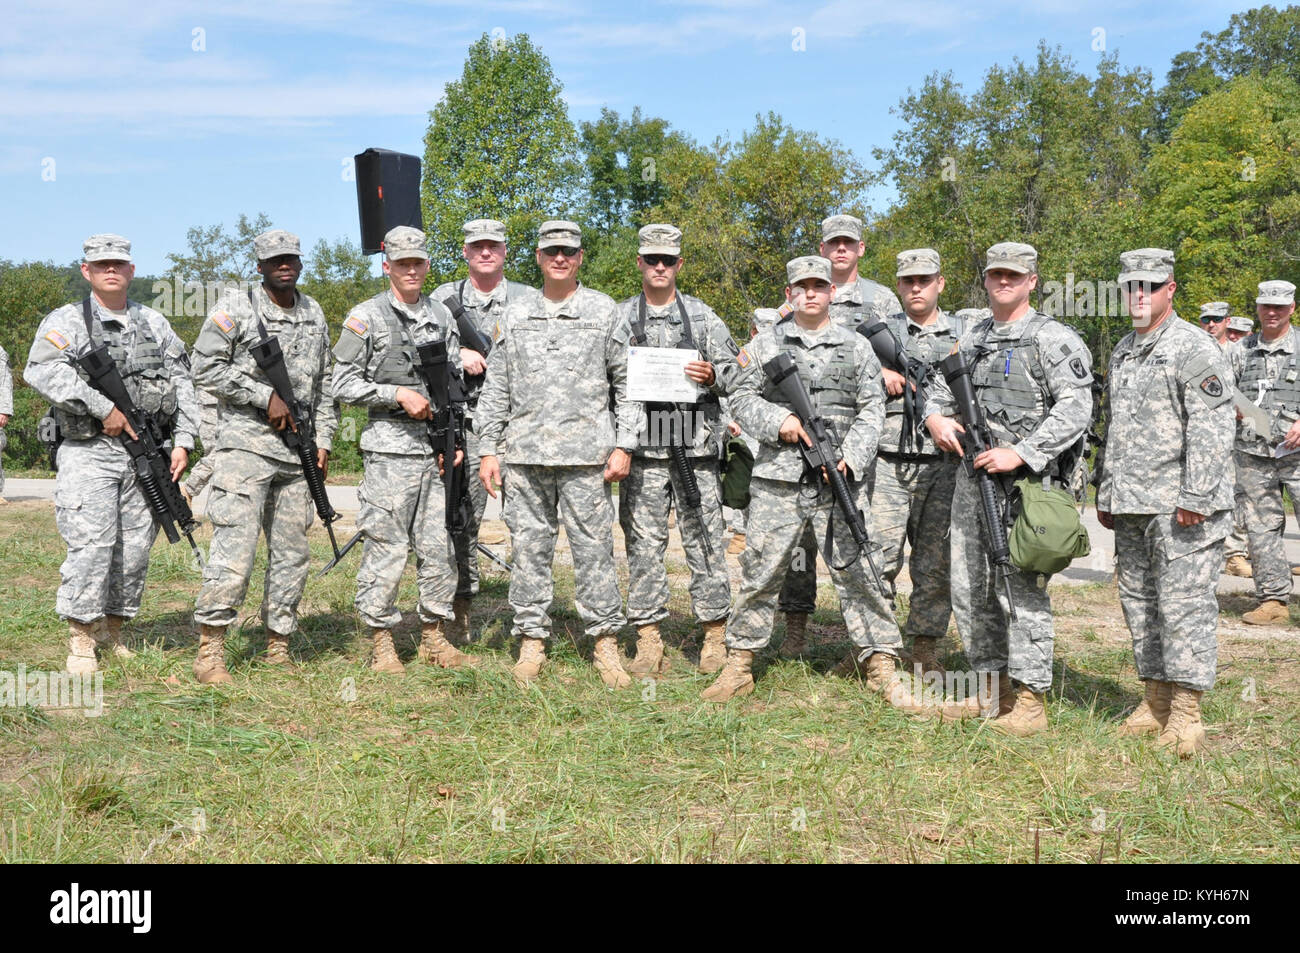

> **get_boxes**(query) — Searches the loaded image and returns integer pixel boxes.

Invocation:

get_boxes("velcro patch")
[1188,367,1232,409]
[726,337,740,356]
[344,315,369,337]
[44,329,70,350]
[211,312,235,334]
[1200,374,1224,398]
[1069,356,1088,380]
[737,347,752,368]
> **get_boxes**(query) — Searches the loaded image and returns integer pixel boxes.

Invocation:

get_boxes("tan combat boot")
[194,624,233,685]
[100,614,136,659]
[264,631,292,666]
[908,636,944,675]
[938,672,1004,720]
[781,612,809,658]
[991,685,1048,736]
[369,627,405,674]
[829,647,869,679]
[1224,555,1252,578]
[447,597,472,645]
[592,635,632,689]
[864,652,928,713]
[513,636,547,684]
[66,619,99,675]
[726,532,746,555]
[701,649,755,702]
[698,620,728,673]
[1242,599,1289,625]
[627,623,667,675]
[1118,680,1171,736]
[418,620,477,669]
[1157,685,1207,758]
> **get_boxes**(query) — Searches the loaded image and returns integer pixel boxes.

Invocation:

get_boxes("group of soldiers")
[18,214,1300,759]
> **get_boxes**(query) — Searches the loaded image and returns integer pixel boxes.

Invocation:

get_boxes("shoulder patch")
[44,329,70,351]
[211,311,235,335]
[1069,356,1087,380]
[344,315,369,337]
[1199,374,1224,398]
[725,337,740,356]
[737,347,752,368]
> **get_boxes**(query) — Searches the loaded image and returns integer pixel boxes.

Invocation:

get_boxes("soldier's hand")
[395,386,431,421]
[461,348,487,376]
[1097,509,1114,530]
[778,414,810,446]
[169,447,189,482]
[822,459,850,483]
[0,413,9,428]
[684,360,715,386]
[728,420,742,437]
[882,367,907,397]
[604,448,631,483]
[317,448,329,481]
[438,449,465,477]
[267,391,295,432]
[1176,507,1206,527]
[1284,418,1300,449]
[926,414,965,454]
[974,446,1024,474]
[480,454,502,499]
[101,406,138,440]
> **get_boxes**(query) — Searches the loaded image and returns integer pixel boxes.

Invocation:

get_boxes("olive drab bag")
[1008,475,1090,575]
[719,436,755,509]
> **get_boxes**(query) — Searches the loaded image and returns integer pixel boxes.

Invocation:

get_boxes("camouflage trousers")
[777,523,819,614]
[1224,456,1247,559]
[451,425,488,599]
[194,449,312,635]
[949,472,1055,693]
[619,455,730,627]
[1113,512,1225,691]
[0,426,6,496]
[1236,450,1300,602]
[503,463,625,640]
[53,438,160,623]
[183,400,220,499]
[726,477,900,654]
[872,452,956,639]
[355,451,456,629]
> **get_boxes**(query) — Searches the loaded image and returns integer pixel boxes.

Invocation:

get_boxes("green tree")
[421,33,581,287]
[300,237,386,328]
[165,212,273,283]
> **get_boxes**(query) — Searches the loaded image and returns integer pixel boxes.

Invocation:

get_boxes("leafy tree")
[300,237,385,328]
[165,212,273,283]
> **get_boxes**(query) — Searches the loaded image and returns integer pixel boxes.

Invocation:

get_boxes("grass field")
[0,500,1296,863]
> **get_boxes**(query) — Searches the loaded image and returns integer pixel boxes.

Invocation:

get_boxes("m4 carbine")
[417,340,472,536]
[858,320,930,455]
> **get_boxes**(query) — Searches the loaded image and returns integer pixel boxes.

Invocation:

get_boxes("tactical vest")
[880,310,969,409]
[59,298,174,441]
[1235,328,1300,424]
[967,313,1053,446]
[368,300,427,422]
[630,293,721,452]
[454,278,528,404]
[764,323,859,445]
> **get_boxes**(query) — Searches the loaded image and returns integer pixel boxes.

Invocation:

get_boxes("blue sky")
[1,0,1253,275]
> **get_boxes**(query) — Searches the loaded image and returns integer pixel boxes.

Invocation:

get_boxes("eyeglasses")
[1199,315,1226,324]
[541,246,580,258]
[643,254,679,268]
[1121,280,1170,294]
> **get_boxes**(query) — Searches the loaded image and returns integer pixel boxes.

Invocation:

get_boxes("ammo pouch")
[719,436,755,509]
[1008,475,1090,575]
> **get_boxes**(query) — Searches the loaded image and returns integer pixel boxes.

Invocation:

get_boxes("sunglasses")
[643,254,679,267]
[1121,280,1170,294]
[1199,315,1227,324]
[541,246,580,258]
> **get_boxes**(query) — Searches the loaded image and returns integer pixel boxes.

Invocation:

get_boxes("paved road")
[4,477,1295,594]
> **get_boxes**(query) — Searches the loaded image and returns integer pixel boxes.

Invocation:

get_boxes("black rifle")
[442,291,493,391]
[74,300,204,568]
[858,320,930,455]
[761,352,888,601]
[246,297,343,563]
[939,350,1017,618]
[417,340,474,536]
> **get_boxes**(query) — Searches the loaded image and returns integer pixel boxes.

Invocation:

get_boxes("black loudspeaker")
[354,148,422,255]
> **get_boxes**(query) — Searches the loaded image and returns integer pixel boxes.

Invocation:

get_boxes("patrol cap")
[1117,248,1174,285]
[1256,280,1296,305]
[983,242,1037,275]
[463,218,506,244]
[821,214,863,242]
[752,307,780,332]
[83,233,132,263]
[1198,301,1230,319]
[896,248,941,277]
[787,256,833,285]
[1228,316,1254,333]
[537,220,582,250]
[253,229,301,260]
[638,224,682,256]
[383,225,429,262]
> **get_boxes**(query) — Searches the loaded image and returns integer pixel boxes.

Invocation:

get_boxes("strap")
[633,293,696,350]
[81,297,94,337]
[247,288,270,340]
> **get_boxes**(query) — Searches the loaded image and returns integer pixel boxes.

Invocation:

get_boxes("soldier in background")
[1096,249,1234,758]
[1225,316,1253,344]
[181,390,219,504]
[25,234,198,673]
[476,220,641,688]
[723,307,779,556]
[432,219,533,643]
[1198,301,1230,344]
[1219,313,1254,579]
[0,343,11,505]
[190,229,339,683]
[332,226,474,674]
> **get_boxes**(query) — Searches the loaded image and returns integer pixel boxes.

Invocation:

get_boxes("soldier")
[870,249,970,674]
[332,226,474,673]
[190,229,339,683]
[1227,280,1300,626]
[1095,249,1234,758]
[476,220,641,688]
[1218,314,1254,579]
[25,234,198,672]
[702,256,915,707]
[924,242,1093,735]
[1225,316,1253,344]
[723,307,779,556]
[0,343,11,504]
[432,219,533,642]
[181,390,219,504]
[617,224,743,675]
[1199,302,1230,344]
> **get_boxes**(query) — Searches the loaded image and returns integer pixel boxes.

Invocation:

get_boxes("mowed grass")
[0,501,1297,863]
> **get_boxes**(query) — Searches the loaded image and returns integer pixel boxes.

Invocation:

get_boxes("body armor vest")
[1236,329,1300,424]
[763,323,859,445]
[368,301,427,422]
[879,311,969,455]
[967,314,1052,446]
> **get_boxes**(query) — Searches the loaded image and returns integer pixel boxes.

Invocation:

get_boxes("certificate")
[627,347,703,403]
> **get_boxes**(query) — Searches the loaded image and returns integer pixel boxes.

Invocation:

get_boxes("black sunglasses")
[541,246,580,258]
[1199,314,1227,324]
[643,254,679,267]
[1122,280,1170,294]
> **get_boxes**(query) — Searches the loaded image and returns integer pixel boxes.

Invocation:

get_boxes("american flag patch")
[45,329,70,350]
[211,311,236,334]
[344,315,369,337]
[737,347,751,368]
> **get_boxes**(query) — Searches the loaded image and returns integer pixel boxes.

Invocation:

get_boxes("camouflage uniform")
[924,297,1093,694]
[182,389,220,499]
[432,269,533,599]
[191,281,338,636]
[1097,312,1234,692]
[618,287,743,627]
[25,290,198,623]
[332,288,461,628]
[476,282,641,640]
[725,311,899,656]
[0,344,12,498]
